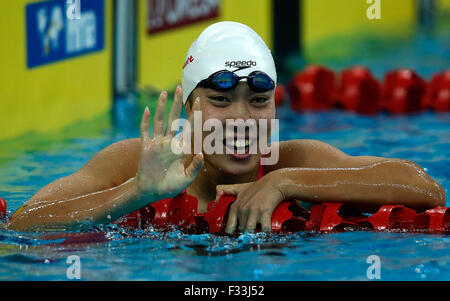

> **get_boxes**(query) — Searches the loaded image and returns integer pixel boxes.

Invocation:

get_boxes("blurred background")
[0,0,449,163]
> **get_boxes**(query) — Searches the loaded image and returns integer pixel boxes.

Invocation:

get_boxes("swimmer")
[8,22,445,232]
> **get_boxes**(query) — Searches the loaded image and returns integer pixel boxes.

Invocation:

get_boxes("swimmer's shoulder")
[267,139,349,171]
[275,139,388,170]
[279,139,338,155]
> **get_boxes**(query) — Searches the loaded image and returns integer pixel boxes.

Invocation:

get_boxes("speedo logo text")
[225,60,257,68]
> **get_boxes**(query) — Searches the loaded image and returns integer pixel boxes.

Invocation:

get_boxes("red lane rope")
[280,67,450,113]
[115,194,450,234]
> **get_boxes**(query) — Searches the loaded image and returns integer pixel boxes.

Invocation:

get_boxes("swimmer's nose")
[232,100,252,120]
[224,120,258,137]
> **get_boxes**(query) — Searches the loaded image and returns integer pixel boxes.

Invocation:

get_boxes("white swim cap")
[182,21,277,104]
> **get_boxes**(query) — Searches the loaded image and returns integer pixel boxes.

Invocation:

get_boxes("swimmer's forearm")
[274,160,446,210]
[7,177,161,232]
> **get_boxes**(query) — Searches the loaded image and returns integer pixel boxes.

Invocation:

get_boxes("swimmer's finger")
[215,185,237,201]
[225,204,238,234]
[140,107,151,142]
[238,206,249,233]
[177,97,199,148]
[215,183,252,201]
[177,120,188,149]
[214,189,225,203]
[185,153,204,179]
[245,210,258,232]
[153,91,167,138]
[166,86,183,137]
[260,212,272,232]
[216,184,237,193]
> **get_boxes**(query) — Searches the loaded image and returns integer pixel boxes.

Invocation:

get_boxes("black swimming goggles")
[197,70,275,93]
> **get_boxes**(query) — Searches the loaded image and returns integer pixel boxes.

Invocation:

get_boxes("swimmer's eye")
[209,95,230,104]
[251,97,270,105]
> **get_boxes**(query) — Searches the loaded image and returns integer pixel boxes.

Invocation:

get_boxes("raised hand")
[135,86,203,200]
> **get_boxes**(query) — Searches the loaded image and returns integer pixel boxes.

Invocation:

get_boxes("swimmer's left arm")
[268,139,446,210]
[217,139,445,233]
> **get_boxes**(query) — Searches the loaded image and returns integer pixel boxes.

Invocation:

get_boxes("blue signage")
[26,0,104,68]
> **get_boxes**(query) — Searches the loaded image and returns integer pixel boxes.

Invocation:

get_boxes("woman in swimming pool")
[8,22,445,232]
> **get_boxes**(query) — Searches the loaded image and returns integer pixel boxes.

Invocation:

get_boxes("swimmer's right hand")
[135,86,203,201]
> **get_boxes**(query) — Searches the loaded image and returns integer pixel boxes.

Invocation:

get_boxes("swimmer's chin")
[209,153,260,176]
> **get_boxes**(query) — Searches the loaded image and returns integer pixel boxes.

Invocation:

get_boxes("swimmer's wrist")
[268,168,299,200]
[129,176,147,206]
[131,176,167,205]
[131,176,150,203]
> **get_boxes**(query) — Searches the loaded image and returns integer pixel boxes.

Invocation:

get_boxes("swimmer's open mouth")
[223,137,256,156]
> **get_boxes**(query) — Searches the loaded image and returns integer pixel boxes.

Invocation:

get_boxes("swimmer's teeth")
[226,139,249,149]
[235,139,249,148]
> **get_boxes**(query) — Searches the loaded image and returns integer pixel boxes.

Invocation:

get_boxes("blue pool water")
[0,107,448,281]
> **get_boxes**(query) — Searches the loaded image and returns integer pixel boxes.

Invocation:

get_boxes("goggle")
[197,70,275,93]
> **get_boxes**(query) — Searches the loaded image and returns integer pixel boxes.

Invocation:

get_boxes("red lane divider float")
[382,69,427,114]
[3,194,447,234]
[282,65,450,113]
[288,65,336,111]
[423,70,450,112]
[115,193,450,234]
[337,66,382,115]
[0,198,6,217]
